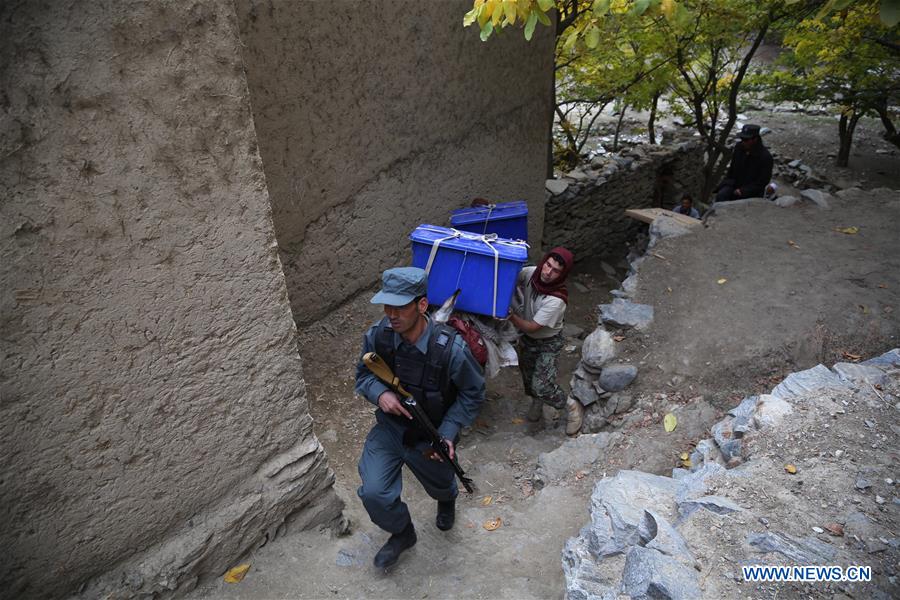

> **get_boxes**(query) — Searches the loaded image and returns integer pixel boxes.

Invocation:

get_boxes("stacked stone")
[542,140,705,261]
[569,327,639,433]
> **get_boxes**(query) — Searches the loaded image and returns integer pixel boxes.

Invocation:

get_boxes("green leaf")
[632,0,651,16]
[592,0,611,16]
[525,11,538,40]
[585,24,601,49]
[537,0,555,11]
[536,8,552,25]
[503,0,517,24]
[563,27,579,51]
[882,0,900,27]
[480,19,494,41]
[663,413,677,432]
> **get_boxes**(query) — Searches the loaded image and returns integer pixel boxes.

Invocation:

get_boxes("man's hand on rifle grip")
[377,390,412,420]
[425,439,455,462]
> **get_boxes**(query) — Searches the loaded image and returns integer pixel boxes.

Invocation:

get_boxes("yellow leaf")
[785,463,797,474]
[717,278,727,285]
[481,495,493,506]
[224,564,250,584]
[834,226,859,234]
[680,452,689,460]
[585,25,601,49]
[511,417,525,425]
[681,458,692,468]
[503,0,516,24]
[661,0,676,20]
[483,517,502,531]
[663,413,677,432]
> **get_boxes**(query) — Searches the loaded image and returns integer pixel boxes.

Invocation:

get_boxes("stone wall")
[234,0,555,325]
[542,142,705,259]
[0,2,342,598]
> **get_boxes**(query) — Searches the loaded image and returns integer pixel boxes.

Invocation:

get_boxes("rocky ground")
[188,115,899,599]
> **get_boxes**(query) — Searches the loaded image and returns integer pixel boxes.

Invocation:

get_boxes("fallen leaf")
[878,283,887,289]
[787,240,799,248]
[511,417,525,425]
[483,517,502,531]
[481,495,493,506]
[575,470,586,480]
[717,278,727,285]
[679,452,690,461]
[841,351,862,362]
[825,523,844,536]
[834,226,859,234]
[663,413,677,432]
[784,464,797,474]
[666,287,673,293]
[224,564,250,584]
[681,458,692,468]
[613,335,626,342]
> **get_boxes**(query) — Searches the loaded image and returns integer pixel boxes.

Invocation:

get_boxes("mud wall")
[0,2,342,598]
[543,142,705,259]
[234,0,555,324]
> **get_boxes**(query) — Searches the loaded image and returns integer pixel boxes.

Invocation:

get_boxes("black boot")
[435,498,456,531]
[373,521,417,570]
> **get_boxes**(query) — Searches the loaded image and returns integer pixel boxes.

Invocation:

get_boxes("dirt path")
[188,137,899,600]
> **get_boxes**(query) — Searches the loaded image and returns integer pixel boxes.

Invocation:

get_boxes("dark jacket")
[720,141,774,199]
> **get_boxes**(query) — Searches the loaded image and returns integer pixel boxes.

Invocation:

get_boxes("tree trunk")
[876,105,900,150]
[613,104,627,151]
[647,92,660,145]
[837,110,860,167]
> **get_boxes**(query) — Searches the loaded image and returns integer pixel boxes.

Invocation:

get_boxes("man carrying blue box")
[355,267,486,571]
[507,247,584,436]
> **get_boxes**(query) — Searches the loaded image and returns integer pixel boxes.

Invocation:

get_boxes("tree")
[762,1,900,165]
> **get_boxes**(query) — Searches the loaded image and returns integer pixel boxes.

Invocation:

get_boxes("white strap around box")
[419,226,529,318]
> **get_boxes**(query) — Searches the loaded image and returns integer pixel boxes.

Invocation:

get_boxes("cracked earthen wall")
[0,1,343,598]
[234,0,555,325]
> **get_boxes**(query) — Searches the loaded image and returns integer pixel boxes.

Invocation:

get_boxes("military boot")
[435,498,456,531]
[373,521,417,570]
[526,397,543,422]
[565,397,584,436]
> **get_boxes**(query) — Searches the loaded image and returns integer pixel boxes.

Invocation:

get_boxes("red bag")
[447,315,488,367]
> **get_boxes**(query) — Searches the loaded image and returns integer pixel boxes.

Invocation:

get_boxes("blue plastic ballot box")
[409,225,529,318]
[449,201,528,241]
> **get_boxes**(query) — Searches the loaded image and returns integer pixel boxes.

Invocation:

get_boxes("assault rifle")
[362,352,475,493]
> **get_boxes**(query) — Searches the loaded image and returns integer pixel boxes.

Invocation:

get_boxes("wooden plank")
[624,207,701,228]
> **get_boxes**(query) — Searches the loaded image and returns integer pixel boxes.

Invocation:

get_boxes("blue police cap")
[371,267,428,306]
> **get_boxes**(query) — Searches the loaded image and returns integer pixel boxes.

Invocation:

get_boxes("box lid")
[450,201,528,226]
[410,224,529,261]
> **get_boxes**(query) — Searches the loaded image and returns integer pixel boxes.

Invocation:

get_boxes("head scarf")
[530,246,574,304]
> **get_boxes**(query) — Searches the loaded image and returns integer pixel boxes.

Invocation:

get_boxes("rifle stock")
[363,352,475,493]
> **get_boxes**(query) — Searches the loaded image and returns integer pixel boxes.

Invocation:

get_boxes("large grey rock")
[598,364,638,392]
[800,188,831,209]
[546,178,570,195]
[584,470,681,558]
[832,362,889,386]
[638,510,693,563]
[620,273,639,296]
[748,531,836,563]
[533,432,621,488]
[566,169,590,181]
[861,348,900,369]
[727,396,759,420]
[599,299,654,331]
[711,417,742,462]
[571,375,601,406]
[770,364,848,400]
[677,462,726,499]
[648,215,694,249]
[753,394,793,429]
[562,534,622,600]
[775,195,799,208]
[678,495,743,517]
[582,328,616,369]
[621,547,701,600]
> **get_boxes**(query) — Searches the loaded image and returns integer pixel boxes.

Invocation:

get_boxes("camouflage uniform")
[518,333,566,409]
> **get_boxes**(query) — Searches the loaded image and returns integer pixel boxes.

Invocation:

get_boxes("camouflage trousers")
[518,333,566,409]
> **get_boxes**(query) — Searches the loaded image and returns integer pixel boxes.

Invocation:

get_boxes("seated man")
[672,193,700,219]
[715,124,774,203]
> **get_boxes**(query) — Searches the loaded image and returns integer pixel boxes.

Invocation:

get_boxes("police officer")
[355,267,485,570]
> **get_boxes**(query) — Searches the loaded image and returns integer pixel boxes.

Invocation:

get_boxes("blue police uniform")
[355,317,485,534]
